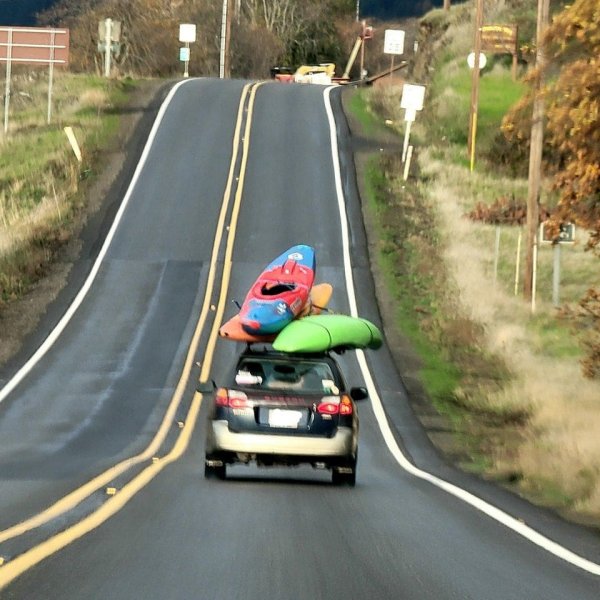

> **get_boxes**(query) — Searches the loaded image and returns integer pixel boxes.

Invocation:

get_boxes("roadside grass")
[0,71,141,307]
[361,147,515,470]
[422,146,600,521]
[349,87,397,137]
[352,1,600,523]
[426,60,526,160]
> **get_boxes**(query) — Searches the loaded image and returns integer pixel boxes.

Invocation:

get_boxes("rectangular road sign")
[400,83,426,111]
[0,26,69,66]
[384,29,405,55]
[480,25,517,54]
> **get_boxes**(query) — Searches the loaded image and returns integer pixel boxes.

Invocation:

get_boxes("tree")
[502,0,600,252]
[239,0,352,69]
[502,0,599,377]
[40,0,183,75]
[543,0,600,379]
[541,0,600,252]
[40,0,353,78]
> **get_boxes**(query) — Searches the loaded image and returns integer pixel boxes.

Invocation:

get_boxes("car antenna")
[232,299,241,309]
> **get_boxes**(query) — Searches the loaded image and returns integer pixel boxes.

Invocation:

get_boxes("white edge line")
[322,85,600,577]
[0,79,190,405]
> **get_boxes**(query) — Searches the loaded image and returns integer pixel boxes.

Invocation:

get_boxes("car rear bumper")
[209,420,355,457]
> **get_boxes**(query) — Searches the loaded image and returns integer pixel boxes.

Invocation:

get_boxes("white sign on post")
[467,52,487,70]
[400,84,426,166]
[400,84,426,111]
[404,108,417,123]
[384,29,405,55]
[179,24,196,43]
[179,23,196,78]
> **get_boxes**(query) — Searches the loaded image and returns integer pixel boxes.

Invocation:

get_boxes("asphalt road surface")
[0,78,598,599]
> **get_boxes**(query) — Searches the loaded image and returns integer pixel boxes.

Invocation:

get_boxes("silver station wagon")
[204,347,368,485]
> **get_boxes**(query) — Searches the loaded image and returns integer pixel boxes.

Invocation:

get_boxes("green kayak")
[272,314,383,353]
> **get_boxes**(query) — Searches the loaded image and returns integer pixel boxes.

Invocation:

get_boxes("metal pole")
[552,243,561,306]
[403,146,413,181]
[184,41,190,78]
[390,55,394,79]
[402,120,412,163]
[4,28,12,134]
[356,0,360,22]
[47,30,56,124]
[104,18,112,78]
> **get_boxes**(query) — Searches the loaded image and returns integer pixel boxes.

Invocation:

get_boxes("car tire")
[332,460,356,487]
[204,461,226,480]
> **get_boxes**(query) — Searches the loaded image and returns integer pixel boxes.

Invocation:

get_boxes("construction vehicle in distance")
[269,23,376,85]
[271,63,336,84]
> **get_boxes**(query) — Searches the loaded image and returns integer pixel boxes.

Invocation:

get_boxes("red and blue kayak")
[239,245,316,335]
[219,283,333,343]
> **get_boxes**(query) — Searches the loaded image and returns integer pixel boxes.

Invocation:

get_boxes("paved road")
[0,78,598,598]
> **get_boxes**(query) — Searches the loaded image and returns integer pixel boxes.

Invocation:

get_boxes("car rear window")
[235,358,338,394]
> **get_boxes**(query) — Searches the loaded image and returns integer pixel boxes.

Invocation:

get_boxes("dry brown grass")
[0,71,130,312]
[420,148,600,518]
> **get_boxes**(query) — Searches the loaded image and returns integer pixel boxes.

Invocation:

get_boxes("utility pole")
[524,0,550,301]
[444,0,451,10]
[225,0,232,77]
[467,0,483,163]
[219,0,231,78]
[359,20,366,79]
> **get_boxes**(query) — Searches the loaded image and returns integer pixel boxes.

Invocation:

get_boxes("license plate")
[268,409,302,428]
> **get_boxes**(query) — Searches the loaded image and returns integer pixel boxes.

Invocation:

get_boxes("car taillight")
[215,388,249,408]
[317,401,339,415]
[339,395,353,415]
[316,395,353,416]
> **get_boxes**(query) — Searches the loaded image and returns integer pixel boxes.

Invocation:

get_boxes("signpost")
[98,19,121,78]
[467,51,487,70]
[179,23,196,78]
[0,26,69,132]
[359,21,373,80]
[383,29,405,78]
[540,222,575,306]
[400,83,426,164]
[480,25,518,80]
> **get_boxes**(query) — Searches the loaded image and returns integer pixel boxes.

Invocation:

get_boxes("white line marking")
[322,85,600,577]
[0,79,190,405]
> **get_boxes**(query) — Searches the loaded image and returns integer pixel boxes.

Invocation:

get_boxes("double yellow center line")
[0,80,263,589]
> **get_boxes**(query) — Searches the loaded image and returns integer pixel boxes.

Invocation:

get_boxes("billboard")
[0,26,69,66]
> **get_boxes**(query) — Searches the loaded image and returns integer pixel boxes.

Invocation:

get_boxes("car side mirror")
[196,380,216,394]
[350,386,368,401]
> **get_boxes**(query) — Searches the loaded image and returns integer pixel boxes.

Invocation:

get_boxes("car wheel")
[204,461,226,480]
[332,461,356,487]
